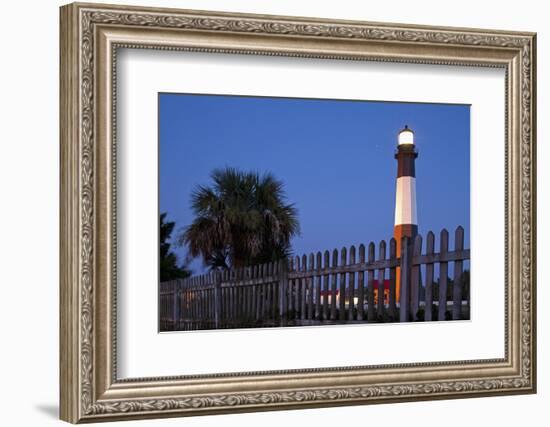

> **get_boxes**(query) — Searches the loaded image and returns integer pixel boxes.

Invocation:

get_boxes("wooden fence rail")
[160,226,470,331]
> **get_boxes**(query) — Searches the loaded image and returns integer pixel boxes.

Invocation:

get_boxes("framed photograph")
[60,2,537,423]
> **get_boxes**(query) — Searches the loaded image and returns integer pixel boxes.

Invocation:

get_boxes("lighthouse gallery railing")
[160,226,470,331]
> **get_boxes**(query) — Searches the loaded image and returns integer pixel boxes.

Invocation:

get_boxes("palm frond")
[179,167,300,269]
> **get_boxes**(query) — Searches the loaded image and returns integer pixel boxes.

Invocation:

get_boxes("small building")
[320,279,392,307]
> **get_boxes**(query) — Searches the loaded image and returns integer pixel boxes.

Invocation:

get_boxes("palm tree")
[179,167,300,270]
[160,213,191,281]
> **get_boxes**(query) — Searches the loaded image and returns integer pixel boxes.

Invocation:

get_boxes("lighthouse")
[394,126,418,299]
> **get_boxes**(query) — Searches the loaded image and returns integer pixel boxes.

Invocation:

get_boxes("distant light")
[398,125,414,145]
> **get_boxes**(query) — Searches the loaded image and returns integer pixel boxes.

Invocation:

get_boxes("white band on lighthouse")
[394,176,417,225]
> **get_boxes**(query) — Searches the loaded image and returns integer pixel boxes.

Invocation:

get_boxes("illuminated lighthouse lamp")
[398,125,415,145]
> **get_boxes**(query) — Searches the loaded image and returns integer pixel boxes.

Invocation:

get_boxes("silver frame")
[60,2,536,423]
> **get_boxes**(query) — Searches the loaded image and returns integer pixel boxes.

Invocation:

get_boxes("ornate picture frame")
[60,2,536,423]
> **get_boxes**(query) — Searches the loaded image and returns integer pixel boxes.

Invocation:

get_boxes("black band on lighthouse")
[395,145,418,178]
[394,224,418,237]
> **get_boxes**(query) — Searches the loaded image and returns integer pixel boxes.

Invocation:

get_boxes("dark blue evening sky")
[159,93,470,274]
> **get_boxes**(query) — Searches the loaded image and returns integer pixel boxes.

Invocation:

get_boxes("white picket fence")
[160,227,470,331]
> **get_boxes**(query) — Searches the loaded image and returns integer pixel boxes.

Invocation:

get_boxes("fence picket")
[237,282,243,324]
[203,276,207,323]
[411,235,422,320]
[246,283,251,321]
[272,262,277,319]
[172,281,179,328]
[356,244,366,320]
[272,278,279,321]
[229,276,235,322]
[330,249,338,320]
[348,246,356,320]
[207,274,212,324]
[194,279,200,325]
[295,256,301,319]
[399,237,411,322]
[308,253,315,320]
[200,276,205,324]
[301,255,307,320]
[191,283,196,327]
[323,251,330,320]
[266,264,273,319]
[288,258,295,317]
[315,252,322,320]
[251,283,257,323]
[377,241,386,319]
[339,247,347,321]
[438,229,449,321]
[367,242,375,322]
[388,238,397,319]
[257,264,264,321]
[187,277,196,321]
[424,232,435,321]
[279,259,289,325]
[452,226,465,320]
